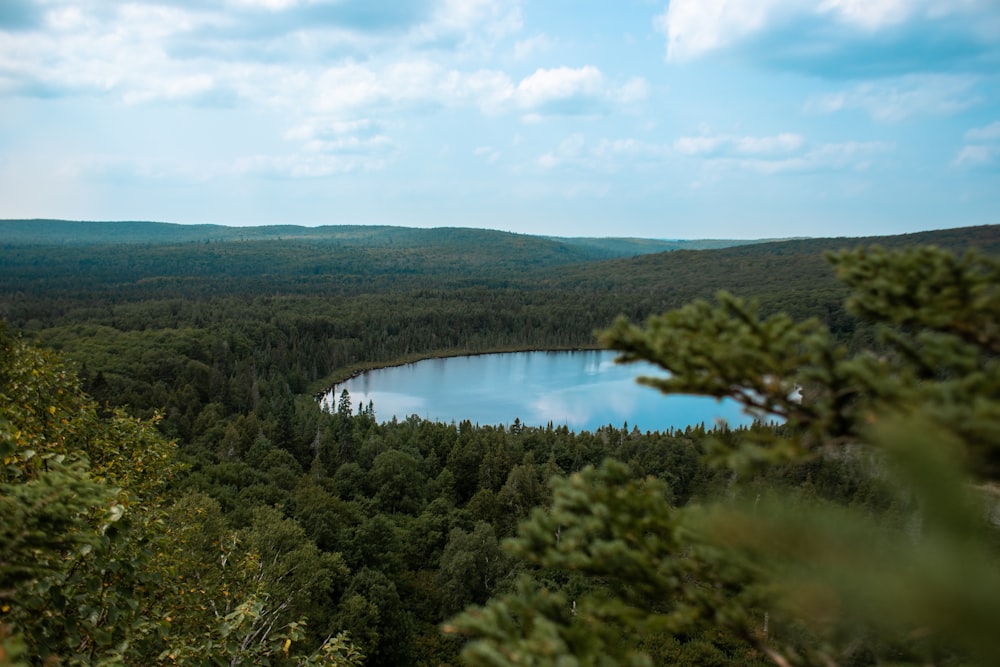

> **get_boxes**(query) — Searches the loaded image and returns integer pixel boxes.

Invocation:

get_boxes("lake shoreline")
[310,344,606,401]
[315,349,755,433]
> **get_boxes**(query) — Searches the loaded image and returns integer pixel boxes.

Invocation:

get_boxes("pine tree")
[1,326,364,666]
[448,245,1000,667]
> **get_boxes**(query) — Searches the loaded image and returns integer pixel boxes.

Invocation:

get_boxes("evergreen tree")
[0,327,363,666]
[337,390,353,418]
[448,246,1000,666]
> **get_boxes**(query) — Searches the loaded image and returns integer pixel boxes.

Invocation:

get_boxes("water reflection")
[326,350,754,433]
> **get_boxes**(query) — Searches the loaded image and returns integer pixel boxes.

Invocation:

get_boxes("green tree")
[449,246,1000,666]
[0,327,364,666]
[156,503,353,665]
[337,390,353,418]
[371,449,425,514]
[336,568,410,667]
[437,522,509,616]
[1,325,178,665]
[496,462,546,537]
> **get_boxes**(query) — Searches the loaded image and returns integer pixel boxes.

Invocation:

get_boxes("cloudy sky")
[1,0,998,239]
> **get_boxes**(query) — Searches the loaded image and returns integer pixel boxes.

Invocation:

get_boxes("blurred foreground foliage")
[449,246,1000,667]
[0,325,363,666]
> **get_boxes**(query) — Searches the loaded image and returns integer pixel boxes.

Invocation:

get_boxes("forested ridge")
[1,219,783,252]
[2,221,999,666]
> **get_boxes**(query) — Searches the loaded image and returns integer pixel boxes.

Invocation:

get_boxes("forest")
[2,220,999,666]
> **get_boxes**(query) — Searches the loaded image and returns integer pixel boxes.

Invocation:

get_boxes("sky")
[1,0,999,239]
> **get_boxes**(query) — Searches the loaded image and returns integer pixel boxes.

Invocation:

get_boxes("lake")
[323,350,757,433]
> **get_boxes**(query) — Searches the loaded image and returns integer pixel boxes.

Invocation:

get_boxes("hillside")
[551,225,1000,293]
[0,220,694,299]
[3,220,995,305]
[1,219,691,257]
[549,235,797,254]
[2,220,995,410]
[544,225,1000,331]
[3,220,999,667]
[2,221,996,339]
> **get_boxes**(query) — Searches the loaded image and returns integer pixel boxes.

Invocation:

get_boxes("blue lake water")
[324,350,756,433]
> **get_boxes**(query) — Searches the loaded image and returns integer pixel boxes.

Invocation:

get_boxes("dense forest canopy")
[0,219,769,252]
[1,220,999,666]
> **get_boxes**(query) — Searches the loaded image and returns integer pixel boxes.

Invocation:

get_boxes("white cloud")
[954,120,1000,168]
[538,134,670,171]
[284,118,377,142]
[290,124,392,157]
[474,145,501,163]
[674,132,803,156]
[432,0,523,38]
[45,6,89,30]
[804,75,979,122]
[514,33,552,60]
[0,0,641,159]
[309,64,384,114]
[226,0,301,9]
[232,152,389,178]
[54,150,232,184]
[537,153,559,170]
[817,0,914,31]
[674,130,890,174]
[302,61,640,122]
[673,135,727,156]
[617,77,650,104]
[406,0,524,54]
[515,66,600,106]
[715,143,888,174]
[542,131,848,177]
[789,140,889,171]
[965,120,1000,142]
[0,0,640,129]
[538,134,586,169]
[656,0,971,60]
[274,115,397,180]
[654,0,786,62]
[593,138,670,159]
[122,73,216,105]
[736,133,804,154]
[0,0,525,102]
[653,0,1000,77]
[48,126,395,183]
[0,3,245,104]
[449,69,510,113]
[953,144,998,168]
[512,66,647,121]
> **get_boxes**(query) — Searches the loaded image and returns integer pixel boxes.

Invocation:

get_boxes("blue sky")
[1,0,998,239]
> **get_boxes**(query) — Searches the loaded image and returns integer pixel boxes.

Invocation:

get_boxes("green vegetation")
[451,244,1000,665]
[1,221,998,665]
[2,219,775,253]
[1,325,366,665]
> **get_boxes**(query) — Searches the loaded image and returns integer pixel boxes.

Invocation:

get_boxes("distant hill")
[548,225,1000,292]
[0,219,783,257]
[2,219,996,422]
[0,219,669,256]
[0,220,653,299]
[2,219,996,308]
[542,224,1000,336]
[548,236,801,255]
